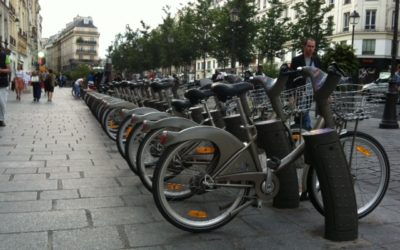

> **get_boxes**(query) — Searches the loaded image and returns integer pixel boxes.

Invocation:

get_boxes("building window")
[263,0,266,8]
[207,61,211,69]
[329,0,334,5]
[362,39,375,55]
[343,12,350,31]
[365,10,376,30]
[197,62,200,70]
[344,0,350,4]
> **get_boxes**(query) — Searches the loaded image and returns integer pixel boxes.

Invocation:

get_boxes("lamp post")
[379,0,399,129]
[230,7,240,72]
[349,10,360,49]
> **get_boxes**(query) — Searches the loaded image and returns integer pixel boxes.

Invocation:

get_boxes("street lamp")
[349,10,360,49]
[379,0,399,129]
[230,7,240,72]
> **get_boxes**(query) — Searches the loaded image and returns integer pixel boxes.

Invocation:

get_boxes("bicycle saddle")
[171,99,192,113]
[212,82,253,102]
[184,88,214,105]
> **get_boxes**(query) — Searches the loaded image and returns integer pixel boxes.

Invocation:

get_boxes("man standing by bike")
[0,44,11,127]
[288,38,321,130]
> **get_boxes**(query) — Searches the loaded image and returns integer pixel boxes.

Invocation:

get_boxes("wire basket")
[281,83,314,115]
[331,84,380,121]
[247,83,314,118]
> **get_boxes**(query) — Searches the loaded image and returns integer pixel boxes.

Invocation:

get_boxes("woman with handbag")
[14,65,26,101]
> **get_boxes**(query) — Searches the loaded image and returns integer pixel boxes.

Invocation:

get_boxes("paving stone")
[69,165,119,172]
[80,186,141,198]
[0,232,48,250]
[49,172,81,179]
[124,222,202,248]
[53,226,124,250]
[0,179,58,192]
[40,189,79,200]
[84,169,134,178]
[0,191,37,201]
[62,177,120,189]
[55,197,124,210]
[46,159,93,167]
[38,167,69,173]
[91,207,153,226]
[0,200,52,213]
[0,210,88,233]
[4,167,38,174]
[32,154,68,161]
[13,173,47,181]
[0,161,45,168]
[116,176,143,186]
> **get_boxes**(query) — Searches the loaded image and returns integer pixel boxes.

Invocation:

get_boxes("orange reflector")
[292,134,300,142]
[166,182,184,191]
[124,126,133,138]
[196,146,215,154]
[188,210,208,219]
[108,121,119,129]
[356,145,372,157]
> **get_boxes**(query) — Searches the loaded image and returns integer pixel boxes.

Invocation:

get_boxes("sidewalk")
[0,88,399,249]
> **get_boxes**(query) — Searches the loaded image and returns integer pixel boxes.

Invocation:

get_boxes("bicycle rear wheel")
[308,131,390,218]
[152,139,249,232]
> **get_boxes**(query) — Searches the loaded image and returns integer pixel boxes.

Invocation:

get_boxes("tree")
[290,0,334,53]
[192,0,219,77]
[321,43,359,80]
[225,0,258,69]
[256,0,290,65]
[176,6,202,81]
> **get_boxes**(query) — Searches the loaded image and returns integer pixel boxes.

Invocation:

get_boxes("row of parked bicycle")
[80,63,390,234]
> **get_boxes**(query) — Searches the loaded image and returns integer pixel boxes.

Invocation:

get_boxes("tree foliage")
[256,0,290,64]
[107,0,338,77]
[321,43,359,76]
[290,0,334,52]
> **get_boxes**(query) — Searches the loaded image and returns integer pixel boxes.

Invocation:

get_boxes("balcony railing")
[76,49,97,55]
[76,39,97,45]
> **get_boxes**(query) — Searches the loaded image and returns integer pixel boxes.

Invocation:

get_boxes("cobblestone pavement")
[0,88,400,250]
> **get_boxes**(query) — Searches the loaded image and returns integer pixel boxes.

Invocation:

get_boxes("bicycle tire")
[308,131,390,219]
[137,128,165,192]
[152,139,249,232]
[115,115,133,159]
[124,122,144,175]
[102,108,120,141]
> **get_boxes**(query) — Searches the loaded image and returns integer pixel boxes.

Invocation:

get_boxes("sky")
[39,0,192,58]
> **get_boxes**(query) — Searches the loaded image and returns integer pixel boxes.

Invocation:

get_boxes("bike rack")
[303,128,358,241]
[255,119,299,209]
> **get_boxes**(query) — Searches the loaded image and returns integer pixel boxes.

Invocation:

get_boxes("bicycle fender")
[162,126,256,174]
[143,117,198,133]
[121,107,158,117]
[131,111,170,125]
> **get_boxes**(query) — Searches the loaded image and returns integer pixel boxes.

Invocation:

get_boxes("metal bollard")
[255,119,299,209]
[302,128,358,241]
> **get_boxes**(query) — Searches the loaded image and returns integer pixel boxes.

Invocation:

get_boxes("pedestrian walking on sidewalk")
[0,44,11,127]
[44,69,55,102]
[14,65,26,101]
[31,71,41,102]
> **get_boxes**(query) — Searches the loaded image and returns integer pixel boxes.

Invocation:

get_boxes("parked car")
[361,71,391,97]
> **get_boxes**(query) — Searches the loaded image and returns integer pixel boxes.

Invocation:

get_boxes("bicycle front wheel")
[152,139,249,232]
[308,131,390,218]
